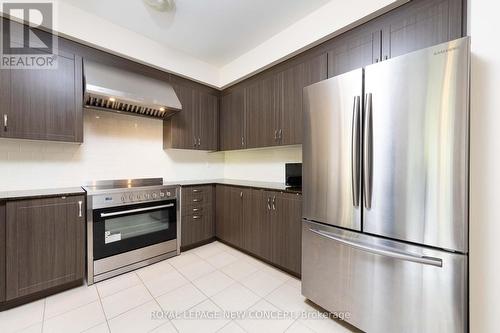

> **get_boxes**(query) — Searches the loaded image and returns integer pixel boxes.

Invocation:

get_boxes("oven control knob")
[129,194,133,201]
[137,194,141,200]
[145,193,150,199]
[166,191,171,197]
[160,192,165,198]
[121,196,125,202]
[152,193,157,199]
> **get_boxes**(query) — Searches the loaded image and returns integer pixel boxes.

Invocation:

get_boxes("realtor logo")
[1,1,58,69]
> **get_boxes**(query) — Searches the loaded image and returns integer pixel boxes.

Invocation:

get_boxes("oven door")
[93,200,177,260]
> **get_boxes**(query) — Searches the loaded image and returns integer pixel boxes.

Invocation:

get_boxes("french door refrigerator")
[302,37,469,333]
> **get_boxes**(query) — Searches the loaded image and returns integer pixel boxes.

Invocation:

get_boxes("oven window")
[104,210,170,243]
[93,200,177,260]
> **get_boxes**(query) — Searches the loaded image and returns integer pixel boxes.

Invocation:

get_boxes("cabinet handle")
[193,198,202,203]
[198,137,201,147]
[272,196,276,210]
[193,137,197,147]
[384,55,388,60]
[193,215,202,220]
[274,130,278,140]
[192,208,202,212]
[375,58,379,63]
[267,197,271,210]
[240,191,243,199]
[192,189,202,193]
[241,136,244,147]
[78,201,83,218]
[3,114,7,132]
[278,129,282,140]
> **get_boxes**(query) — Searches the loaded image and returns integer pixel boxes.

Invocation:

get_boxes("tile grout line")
[185,246,290,331]
[42,285,99,321]
[93,272,143,300]
[135,270,180,333]
[41,298,46,333]
[95,282,112,333]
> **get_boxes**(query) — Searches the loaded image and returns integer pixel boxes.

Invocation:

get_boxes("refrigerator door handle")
[351,96,361,207]
[309,228,443,267]
[363,93,373,209]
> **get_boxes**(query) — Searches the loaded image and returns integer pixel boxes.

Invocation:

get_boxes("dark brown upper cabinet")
[4,195,85,300]
[327,27,382,78]
[278,53,328,145]
[0,50,83,143]
[381,0,463,60]
[245,74,279,149]
[196,90,218,150]
[220,87,245,151]
[163,83,218,151]
[218,0,464,152]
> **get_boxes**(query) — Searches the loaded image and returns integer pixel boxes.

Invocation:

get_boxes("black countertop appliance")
[285,163,302,188]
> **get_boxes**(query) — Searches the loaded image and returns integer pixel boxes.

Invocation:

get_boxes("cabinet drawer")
[182,210,215,247]
[182,202,212,216]
[182,186,214,206]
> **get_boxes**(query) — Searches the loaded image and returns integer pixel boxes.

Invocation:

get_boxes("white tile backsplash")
[0,109,303,190]
[0,109,225,191]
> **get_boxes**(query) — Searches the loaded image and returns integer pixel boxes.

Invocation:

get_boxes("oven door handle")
[100,204,174,218]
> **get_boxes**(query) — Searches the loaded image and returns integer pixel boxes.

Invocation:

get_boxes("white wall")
[0,0,221,88]
[0,0,403,88]
[469,1,500,332]
[223,146,302,183]
[219,0,404,87]
[0,109,225,191]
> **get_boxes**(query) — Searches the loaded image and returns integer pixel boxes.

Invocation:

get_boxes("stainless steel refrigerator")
[301,37,469,333]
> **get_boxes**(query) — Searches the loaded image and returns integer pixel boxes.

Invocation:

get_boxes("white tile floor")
[0,241,357,333]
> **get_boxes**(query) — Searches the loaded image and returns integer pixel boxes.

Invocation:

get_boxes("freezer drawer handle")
[309,228,443,267]
[100,204,174,218]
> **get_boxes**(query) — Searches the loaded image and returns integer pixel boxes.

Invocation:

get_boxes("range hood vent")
[83,60,182,119]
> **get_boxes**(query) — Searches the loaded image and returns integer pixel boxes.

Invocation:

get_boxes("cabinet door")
[215,185,230,241]
[3,52,83,142]
[328,27,382,78]
[245,75,278,148]
[167,84,197,149]
[242,188,263,254]
[5,196,85,300]
[228,187,247,247]
[279,192,302,275]
[382,0,463,59]
[257,191,275,261]
[220,89,245,151]
[198,91,218,151]
[279,54,327,145]
[0,66,9,137]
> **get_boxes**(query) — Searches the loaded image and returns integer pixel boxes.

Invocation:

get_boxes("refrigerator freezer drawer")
[302,220,468,333]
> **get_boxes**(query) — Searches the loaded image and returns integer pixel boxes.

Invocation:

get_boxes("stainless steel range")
[83,178,180,285]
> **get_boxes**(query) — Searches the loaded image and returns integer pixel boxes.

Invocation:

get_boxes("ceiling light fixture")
[143,0,174,12]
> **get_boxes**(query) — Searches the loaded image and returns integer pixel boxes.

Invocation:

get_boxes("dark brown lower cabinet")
[272,192,302,274]
[215,185,302,276]
[181,185,215,250]
[3,195,85,301]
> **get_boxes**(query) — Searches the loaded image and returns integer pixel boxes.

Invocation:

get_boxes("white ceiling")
[58,0,332,67]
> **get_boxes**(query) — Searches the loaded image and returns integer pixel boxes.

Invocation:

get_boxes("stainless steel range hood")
[83,60,182,119]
